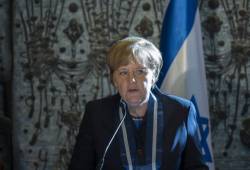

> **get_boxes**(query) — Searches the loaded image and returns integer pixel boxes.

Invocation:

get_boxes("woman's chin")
[127,102,140,107]
[125,99,144,107]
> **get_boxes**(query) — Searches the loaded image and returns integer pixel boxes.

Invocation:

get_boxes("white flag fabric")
[157,0,215,169]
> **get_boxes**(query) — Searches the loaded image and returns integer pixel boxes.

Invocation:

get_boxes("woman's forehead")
[117,56,145,67]
[117,62,146,69]
[122,54,146,64]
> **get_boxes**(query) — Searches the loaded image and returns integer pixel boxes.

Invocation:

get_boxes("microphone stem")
[97,106,127,170]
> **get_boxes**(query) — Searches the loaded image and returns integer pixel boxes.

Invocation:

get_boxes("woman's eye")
[135,69,144,75]
[135,69,147,76]
[119,70,128,76]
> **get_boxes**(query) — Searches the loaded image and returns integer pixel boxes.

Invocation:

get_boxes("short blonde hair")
[107,36,163,83]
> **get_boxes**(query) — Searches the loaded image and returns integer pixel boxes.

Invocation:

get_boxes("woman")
[69,37,208,170]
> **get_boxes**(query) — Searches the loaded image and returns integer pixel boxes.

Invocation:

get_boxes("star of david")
[191,96,213,162]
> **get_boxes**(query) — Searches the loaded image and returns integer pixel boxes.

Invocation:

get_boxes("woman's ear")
[152,77,156,85]
[151,72,156,85]
[112,74,118,88]
[113,79,118,88]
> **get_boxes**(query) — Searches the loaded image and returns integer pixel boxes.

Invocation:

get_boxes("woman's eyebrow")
[118,67,128,70]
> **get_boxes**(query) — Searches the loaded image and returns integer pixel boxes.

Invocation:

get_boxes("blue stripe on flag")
[157,0,198,87]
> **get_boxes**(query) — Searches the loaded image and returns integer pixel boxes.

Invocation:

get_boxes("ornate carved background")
[0,0,12,169]
[0,0,249,170]
[200,0,250,169]
[11,0,167,169]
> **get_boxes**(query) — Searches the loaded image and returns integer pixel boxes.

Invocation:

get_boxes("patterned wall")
[0,0,12,169]
[11,0,167,169]
[0,0,250,170]
[200,0,250,169]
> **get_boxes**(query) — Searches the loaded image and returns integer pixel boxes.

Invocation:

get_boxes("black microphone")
[96,100,127,170]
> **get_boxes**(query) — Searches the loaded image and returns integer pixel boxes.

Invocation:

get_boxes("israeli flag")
[157,0,214,169]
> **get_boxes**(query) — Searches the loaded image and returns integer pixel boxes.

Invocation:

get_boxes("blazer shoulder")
[159,92,192,109]
[153,87,192,109]
[156,92,196,123]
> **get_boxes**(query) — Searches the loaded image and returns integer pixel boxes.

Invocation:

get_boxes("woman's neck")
[128,102,148,118]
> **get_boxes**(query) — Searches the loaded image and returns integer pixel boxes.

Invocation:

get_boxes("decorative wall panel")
[200,0,250,169]
[0,0,12,169]
[12,0,167,169]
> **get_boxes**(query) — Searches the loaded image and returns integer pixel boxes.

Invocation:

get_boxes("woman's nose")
[128,72,136,83]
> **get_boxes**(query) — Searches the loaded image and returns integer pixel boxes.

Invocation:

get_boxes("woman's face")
[112,62,154,107]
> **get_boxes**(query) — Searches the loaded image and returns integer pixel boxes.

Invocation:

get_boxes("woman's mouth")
[128,88,138,92]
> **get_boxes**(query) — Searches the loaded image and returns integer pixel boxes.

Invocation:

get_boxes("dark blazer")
[69,88,208,170]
